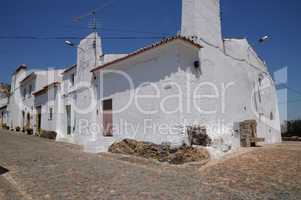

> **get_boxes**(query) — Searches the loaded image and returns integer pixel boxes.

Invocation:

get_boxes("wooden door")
[103,99,113,137]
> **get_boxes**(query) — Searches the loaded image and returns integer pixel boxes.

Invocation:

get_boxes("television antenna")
[73,0,118,31]
[74,9,98,67]
[72,1,118,66]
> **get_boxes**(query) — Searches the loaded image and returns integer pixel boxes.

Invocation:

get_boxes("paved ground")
[0,129,300,200]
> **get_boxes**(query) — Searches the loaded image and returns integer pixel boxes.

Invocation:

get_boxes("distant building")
[7,64,63,132]
[0,83,9,128]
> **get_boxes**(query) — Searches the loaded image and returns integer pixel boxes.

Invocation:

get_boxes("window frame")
[49,108,53,121]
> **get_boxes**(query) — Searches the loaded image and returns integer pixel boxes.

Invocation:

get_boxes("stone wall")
[240,120,257,147]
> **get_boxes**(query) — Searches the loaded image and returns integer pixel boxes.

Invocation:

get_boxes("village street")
[0,129,300,200]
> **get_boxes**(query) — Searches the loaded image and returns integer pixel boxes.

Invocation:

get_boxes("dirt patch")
[108,139,209,165]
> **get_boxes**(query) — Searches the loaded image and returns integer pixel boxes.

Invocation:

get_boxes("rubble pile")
[108,139,209,165]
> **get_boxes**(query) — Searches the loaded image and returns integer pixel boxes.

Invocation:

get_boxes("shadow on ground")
[0,166,9,175]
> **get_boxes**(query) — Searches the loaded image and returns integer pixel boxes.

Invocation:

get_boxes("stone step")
[83,137,116,153]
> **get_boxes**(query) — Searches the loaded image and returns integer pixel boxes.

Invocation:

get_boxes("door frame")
[66,105,72,135]
[102,99,113,137]
[35,106,42,133]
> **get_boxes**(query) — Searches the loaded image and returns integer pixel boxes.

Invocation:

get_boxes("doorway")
[102,99,113,137]
[26,113,31,129]
[66,105,71,135]
[0,111,3,127]
[36,106,41,133]
[22,111,25,130]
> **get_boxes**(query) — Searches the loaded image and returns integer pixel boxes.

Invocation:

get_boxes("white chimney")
[181,0,223,49]
[77,32,102,83]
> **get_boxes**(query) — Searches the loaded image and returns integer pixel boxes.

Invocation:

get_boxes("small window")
[258,77,263,86]
[49,108,53,120]
[270,112,274,120]
[23,88,26,98]
[258,75,263,103]
[70,74,75,86]
[29,85,32,94]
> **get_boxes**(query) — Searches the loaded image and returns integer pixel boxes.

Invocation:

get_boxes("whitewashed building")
[7,64,63,132]
[3,0,281,153]
[85,0,281,152]
[33,82,63,134]
[0,85,9,127]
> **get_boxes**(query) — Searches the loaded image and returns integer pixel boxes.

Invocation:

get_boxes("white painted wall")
[91,37,281,151]
[4,0,281,153]
[0,97,8,109]
[100,54,128,65]
[58,32,103,145]
[7,68,27,129]
[93,40,201,146]
[181,0,223,49]
[59,67,77,141]
[19,69,63,131]
[34,85,63,134]
[0,105,8,126]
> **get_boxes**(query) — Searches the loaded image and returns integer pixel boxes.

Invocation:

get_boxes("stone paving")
[0,129,300,200]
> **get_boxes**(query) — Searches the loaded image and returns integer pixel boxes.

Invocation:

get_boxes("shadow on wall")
[0,165,9,175]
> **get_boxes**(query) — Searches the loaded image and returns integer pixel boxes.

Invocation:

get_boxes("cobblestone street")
[0,129,300,200]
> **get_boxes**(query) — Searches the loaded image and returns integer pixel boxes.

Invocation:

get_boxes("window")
[49,108,53,120]
[258,75,263,103]
[270,112,274,120]
[29,84,32,94]
[70,74,75,86]
[258,77,263,86]
[23,88,26,99]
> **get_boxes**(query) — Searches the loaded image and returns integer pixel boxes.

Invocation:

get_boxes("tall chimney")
[181,0,223,49]
[77,32,102,83]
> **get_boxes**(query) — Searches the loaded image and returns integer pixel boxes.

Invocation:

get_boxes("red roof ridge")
[91,35,202,72]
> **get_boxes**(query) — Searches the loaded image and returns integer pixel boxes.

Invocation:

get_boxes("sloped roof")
[62,64,77,74]
[20,72,36,85]
[32,82,60,96]
[91,35,202,72]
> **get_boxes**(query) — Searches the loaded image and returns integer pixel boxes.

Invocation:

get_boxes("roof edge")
[91,35,202,72]
[32,82,61,96]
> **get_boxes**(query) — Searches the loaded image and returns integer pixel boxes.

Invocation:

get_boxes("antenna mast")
[91,10,97,67]
[74,8,99,67]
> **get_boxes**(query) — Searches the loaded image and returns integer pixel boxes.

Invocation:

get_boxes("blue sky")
[0,0,300,120]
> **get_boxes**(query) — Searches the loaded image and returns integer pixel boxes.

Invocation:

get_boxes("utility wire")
[0,36,169,40]
[285,85,301,97]
[74,0,119,22]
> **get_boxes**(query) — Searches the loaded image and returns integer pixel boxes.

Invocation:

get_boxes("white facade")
[3,0,281,153]
[7,66,63,131]
[7,66,28,129]
[34,82,63,135]
[181,0,223,49]
[83,0,281,152]
[0,97,8,127]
